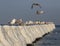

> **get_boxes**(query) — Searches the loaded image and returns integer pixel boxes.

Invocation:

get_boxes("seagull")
[10,19,16,25]
[16,19,23,25]
[36,10,44,15]
[31,3,42,9]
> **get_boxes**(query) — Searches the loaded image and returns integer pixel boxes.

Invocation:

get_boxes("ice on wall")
[0,23,55,46]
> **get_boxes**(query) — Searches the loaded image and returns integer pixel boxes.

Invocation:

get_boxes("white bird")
[36,10,45,15]
[10,19,16,25]
[28,21,33,24]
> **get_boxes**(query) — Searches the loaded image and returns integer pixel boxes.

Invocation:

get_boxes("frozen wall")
[0,23,55,46]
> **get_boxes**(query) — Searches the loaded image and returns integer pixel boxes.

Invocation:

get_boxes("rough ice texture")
[0,23,55,46]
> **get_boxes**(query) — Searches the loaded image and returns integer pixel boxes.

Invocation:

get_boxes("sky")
[0,0,60,25]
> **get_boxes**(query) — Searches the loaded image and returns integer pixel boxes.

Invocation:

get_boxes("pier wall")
[0,23,55,46]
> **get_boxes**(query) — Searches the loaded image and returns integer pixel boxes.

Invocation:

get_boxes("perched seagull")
[8,18,23,25]
[36,10,44,15]
[16,19,23,25]
[31,3,41,9]
[10,19,16,25]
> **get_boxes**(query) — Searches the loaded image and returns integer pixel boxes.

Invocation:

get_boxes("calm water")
[34,25,60,46]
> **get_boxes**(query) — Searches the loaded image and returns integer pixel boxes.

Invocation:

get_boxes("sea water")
[34,25,60,46]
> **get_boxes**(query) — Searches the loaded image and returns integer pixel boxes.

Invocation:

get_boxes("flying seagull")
[31,3,42,9]
[36,10,44,15]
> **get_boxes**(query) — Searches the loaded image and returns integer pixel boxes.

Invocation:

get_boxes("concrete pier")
[0,23,55,46]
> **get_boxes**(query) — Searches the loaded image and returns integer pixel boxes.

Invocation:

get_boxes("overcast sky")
[0,0,60,25]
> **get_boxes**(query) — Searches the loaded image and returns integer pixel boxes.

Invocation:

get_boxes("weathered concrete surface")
[0,23,55,46]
